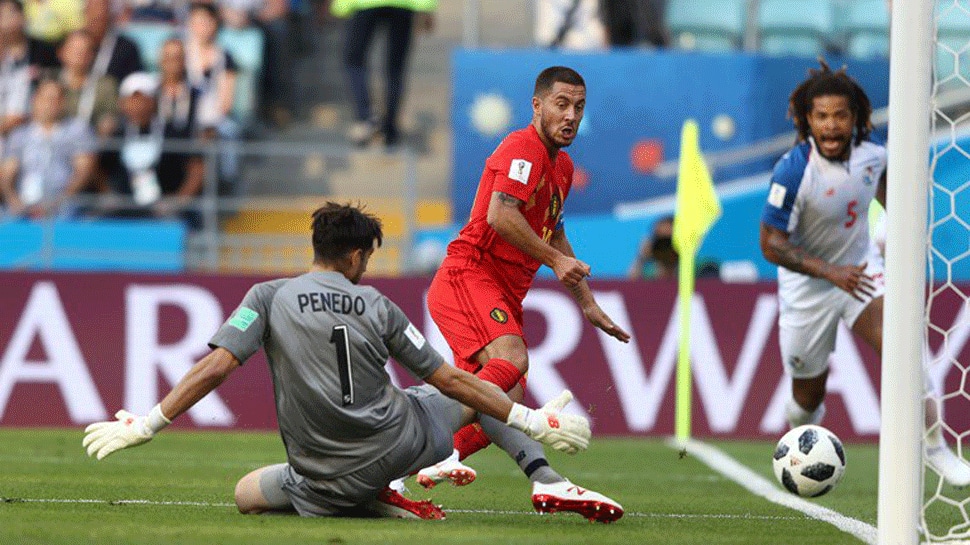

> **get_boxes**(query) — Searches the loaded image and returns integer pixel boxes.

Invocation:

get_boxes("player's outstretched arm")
[424,364,590,454]
[550,227,631,343]
[82,348,240,460]
[760,223,874,301]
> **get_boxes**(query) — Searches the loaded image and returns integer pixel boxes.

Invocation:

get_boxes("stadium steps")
[219,196,450,275]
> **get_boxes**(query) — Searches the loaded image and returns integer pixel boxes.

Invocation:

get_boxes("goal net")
[921,0,970,541]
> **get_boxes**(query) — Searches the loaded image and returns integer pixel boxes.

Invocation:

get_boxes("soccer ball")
[772,424,846,497]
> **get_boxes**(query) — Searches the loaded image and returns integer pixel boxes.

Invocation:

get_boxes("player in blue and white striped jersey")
[760,60,970,486]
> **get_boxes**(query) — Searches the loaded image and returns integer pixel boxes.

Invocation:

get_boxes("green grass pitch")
[0,428,890,544]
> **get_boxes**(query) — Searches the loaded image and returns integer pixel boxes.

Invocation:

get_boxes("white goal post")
[878,0,933,544]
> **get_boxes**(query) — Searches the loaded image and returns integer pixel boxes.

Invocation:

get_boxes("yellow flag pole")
[671,119,722,445]
[675,245,696,443]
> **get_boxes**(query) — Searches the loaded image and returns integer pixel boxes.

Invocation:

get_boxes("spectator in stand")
[627,214,720,280]
[83,0,144,85]
[52,29,118,137]
[330,0,437,148]
[127,0,190,23]
[185,2,237,125]
[535,0,607,50]
[599,0,669,48]
[221,0,294,127]
[184,1,240,192]
[0,79,96,218]
[156,37,201,135]
[99,72,204,225]
[0,0,59,159]
[628,215,677,280]
[22,0,83,45]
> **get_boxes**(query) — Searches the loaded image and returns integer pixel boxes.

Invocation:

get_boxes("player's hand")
[82,405,170,460]
[506,390,591,454]
[583,305,631,343]
[824,262,874,302]
[552,255,590,287]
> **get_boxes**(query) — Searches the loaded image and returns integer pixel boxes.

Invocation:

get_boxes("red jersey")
[444,124,573,301]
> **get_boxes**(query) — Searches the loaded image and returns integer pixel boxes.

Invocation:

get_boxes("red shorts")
[427,264,524,368]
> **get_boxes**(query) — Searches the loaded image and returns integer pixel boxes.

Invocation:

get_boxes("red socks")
[454,423,492,460]
[452,358,527,460]
[475,358,523,393]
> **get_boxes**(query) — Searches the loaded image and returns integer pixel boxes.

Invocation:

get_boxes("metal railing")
[1,137,421,275]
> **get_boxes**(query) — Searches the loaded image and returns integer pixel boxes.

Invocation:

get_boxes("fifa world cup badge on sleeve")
[228,307,259,331]
[768,183,787,208]
[509,159,532,184]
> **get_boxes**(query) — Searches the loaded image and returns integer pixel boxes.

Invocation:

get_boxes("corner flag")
[672,120,722,443]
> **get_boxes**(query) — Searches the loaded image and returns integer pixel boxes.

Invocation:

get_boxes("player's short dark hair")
[311,202,383,263]
[789,58,872,147]
[534,66,585,97]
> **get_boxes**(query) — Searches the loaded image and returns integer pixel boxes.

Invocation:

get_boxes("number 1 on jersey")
[329,325,355,406]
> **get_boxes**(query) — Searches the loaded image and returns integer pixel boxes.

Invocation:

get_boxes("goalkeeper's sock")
[454,422,492,460]
[475,358,523,393]
[786,398,825,427]
[479,415,565,485]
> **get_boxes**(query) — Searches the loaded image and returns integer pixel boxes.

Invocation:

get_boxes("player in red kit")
[415,67,630,520]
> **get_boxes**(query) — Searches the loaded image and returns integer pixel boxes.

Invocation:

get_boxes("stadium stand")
[217,27,265,123]
[118,22,178,71]
[665,0,747,52]
[841,0,890,58]
[757,0,836,56]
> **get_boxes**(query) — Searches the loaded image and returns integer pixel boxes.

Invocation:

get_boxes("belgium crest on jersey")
[490,308,509,324]
[549,192,561,221]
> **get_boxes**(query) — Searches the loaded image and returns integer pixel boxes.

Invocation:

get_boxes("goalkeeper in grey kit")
[83,202,618,521]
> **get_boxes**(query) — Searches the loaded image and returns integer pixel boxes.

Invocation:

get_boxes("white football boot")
[927,445,970,488]
[531,479,624,523]
[415,449,477,490]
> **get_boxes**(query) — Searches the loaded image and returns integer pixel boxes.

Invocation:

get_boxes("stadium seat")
[844,0,890,35]
[841,0,889,58]
[760,35,826,58]
[118,22,179,72]
[217,27,265,123]
[758,0,836,56]
[847,34,889,59]
[666,0,747,52]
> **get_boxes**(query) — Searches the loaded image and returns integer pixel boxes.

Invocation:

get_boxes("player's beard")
[815,134,852,161]
[540,116,576,149]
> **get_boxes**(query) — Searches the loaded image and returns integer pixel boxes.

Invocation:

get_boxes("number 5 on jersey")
[329,325,355,405]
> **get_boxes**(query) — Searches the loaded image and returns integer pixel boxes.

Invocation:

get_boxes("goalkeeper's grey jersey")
[209,270,445,480]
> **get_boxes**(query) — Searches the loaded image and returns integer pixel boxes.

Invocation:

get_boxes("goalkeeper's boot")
[927,446,970,488]
[531,479,624,523]
[370,487,445,520]
[415,449,477,490]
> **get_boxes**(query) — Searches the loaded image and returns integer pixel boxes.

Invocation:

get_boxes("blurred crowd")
[0,0,668,225]
[0,0,310,224]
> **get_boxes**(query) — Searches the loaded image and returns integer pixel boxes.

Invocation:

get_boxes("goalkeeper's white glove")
[506,390,590,454]
[82,404,171,460]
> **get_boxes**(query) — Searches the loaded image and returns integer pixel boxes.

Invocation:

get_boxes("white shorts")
[778,260,886,379]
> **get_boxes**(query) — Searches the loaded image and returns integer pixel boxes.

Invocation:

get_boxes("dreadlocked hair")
[788,58,872,146]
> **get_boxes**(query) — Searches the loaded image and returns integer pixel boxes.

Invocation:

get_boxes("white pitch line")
[2,497,804,521]
[670,438,877,545]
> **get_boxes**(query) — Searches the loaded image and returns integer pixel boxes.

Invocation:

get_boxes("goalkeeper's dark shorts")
[258,386,460,516]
